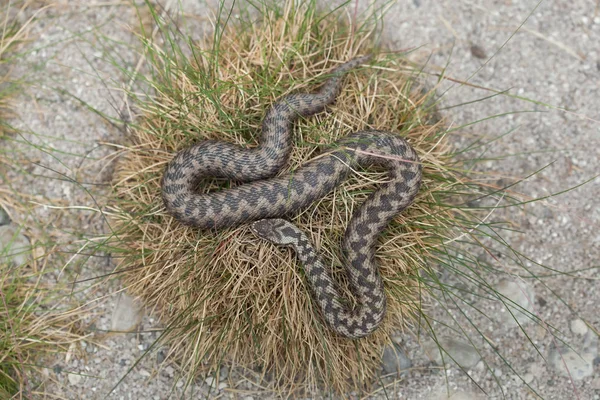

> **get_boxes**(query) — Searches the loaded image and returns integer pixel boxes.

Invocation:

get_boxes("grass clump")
[106,0,518,396]
[0,257,86,398]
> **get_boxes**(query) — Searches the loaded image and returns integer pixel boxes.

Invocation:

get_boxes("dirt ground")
[4,0,599,399]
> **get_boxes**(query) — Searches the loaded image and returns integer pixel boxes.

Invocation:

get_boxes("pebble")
[547,331,597,381]
[494,279,535,327]
[391,335,404,344]
[0,206,10,225]
[68,373,82,385]
[139,369,151,377]
[449,391,483,400]
[570,318,588,335]
[429,389,484,400]
[156,350,166,364]
[381,344,412,374]
[0,225,31,266]
[204,377,216,387]
[424,337,481,369]
[548,347,594,380]
[111,292,144,332]
[523,372,534,384]
[219,365,229,380]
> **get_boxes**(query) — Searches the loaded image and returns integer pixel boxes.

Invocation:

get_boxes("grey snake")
[161,55,422,338]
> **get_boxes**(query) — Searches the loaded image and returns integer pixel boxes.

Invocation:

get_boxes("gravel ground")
[3,0,599,399]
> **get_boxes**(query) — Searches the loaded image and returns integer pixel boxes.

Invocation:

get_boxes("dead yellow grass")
[108,2,458,395]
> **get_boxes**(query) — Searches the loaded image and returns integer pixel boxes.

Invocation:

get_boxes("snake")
[161,55,422,338]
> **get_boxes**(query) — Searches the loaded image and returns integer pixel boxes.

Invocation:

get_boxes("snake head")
[250,218,299,246]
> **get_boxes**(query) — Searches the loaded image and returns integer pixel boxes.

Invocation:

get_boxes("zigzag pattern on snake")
[161,55,422,338]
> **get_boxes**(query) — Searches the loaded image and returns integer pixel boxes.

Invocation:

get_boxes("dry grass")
[107,1,470,395]
[0,261,87,398]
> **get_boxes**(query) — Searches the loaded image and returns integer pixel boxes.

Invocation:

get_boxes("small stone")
[494,279,535,327]
[391,335,403,344]
[156,350,166,364]
[111,292,144,332]
[242,397,254,400]
[494,368,503,377]
[570,319,588,335]
[164,366,174,377]
[0,225,31,266]
[470,44,487,59]
[139,369,151,377]
[0,207,10,225]
[548,346,594,380]
[68,373,82,385]
[474,360,485,371]
[536,297,547,307]
[219,366,229,380]
[430,389,484,400]
[523,372,534,384]
[218,382,228,390]
[205,376,216,387]
[424,337,481,369]
[381,344,412,374]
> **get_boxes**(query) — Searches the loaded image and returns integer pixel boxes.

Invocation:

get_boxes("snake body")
[161,56,422,338]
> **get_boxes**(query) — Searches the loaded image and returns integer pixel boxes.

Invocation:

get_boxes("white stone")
[424,337,481,369]
[111,292,144,332]
[494,279,535,327]
[68,373,82,385]
[204,376,216,387]
[548,346,594,380]
[570,319,588,335]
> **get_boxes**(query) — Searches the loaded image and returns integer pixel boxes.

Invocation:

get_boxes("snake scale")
[161,55,422,338]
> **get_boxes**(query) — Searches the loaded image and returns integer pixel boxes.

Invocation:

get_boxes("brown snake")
[161,56,422,338]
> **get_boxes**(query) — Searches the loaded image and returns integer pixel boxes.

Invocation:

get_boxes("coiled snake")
[161,55,422,338]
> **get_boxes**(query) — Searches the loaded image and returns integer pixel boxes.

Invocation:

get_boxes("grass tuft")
[106,0,470,394]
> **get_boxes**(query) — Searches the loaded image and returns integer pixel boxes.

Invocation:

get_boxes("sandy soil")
[4,0,598,399]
